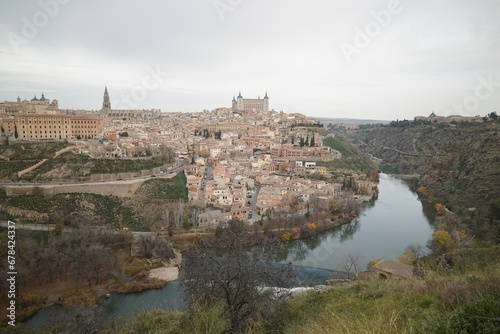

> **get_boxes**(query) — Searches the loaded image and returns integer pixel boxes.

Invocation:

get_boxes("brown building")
[1,114,103,140]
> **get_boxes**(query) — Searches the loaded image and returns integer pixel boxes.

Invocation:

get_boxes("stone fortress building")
[232,91,269,112]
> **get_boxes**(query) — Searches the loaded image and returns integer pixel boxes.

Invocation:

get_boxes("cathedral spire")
[102,85,111,111]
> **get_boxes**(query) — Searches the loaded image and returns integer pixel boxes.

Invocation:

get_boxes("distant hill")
[346,122,500,216]
[309,117,390,126]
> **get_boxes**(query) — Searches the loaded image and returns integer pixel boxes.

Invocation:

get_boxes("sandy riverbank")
[149,266,179,281]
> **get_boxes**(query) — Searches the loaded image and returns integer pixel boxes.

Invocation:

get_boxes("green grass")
[0,141,70,160]
[105,309,184,334]
[322,136,376,173]
[90,157,165,174]
[0,160,41,178]
[136,173,188,201]
[323,136,354,158]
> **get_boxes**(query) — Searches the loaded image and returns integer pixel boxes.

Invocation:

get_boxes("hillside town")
[0,88,378,228]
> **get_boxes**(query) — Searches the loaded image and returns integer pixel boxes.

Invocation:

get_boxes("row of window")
[20,121,99,126]
[21,125,98,130]
[22,125,62,129]
[23,130,66,134]
[20,133,96,138]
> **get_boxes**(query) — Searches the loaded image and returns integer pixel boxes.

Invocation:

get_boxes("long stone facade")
[1,114,103,140]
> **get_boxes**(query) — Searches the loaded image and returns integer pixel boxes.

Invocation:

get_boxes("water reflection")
[278,173,434,270]
[338,218,361,242]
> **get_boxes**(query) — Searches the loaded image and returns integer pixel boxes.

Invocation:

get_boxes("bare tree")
[136,235,175,261]
[82,244,112,285]
[407,244,425,263]
[163,207,171,230]
[181,219,295,333]
[48,237,71,282]
[155,238,175,261]
[342,195,359,215]
[158,144,174,162]
[337,252,364,279]
[173,200,185,227]
[136,235,157,259]
[190,206,199,227]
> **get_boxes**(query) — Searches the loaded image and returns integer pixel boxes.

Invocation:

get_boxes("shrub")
[435,203,446,215]
[281,232,291,242]
[433,291,500,334]
[428,229,452,254]
[62,288,98,307]
[307,223,317,232]
[417,186,428,196]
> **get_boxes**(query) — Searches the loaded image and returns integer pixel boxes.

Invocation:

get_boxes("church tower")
[102,86,111,111]
[236,91,244,111]
[263,91,269,111]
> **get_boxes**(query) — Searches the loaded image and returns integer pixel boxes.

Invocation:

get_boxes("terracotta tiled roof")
[372,259,414,279]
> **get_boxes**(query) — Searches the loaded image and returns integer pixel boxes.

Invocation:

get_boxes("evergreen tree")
[299,136,305,148]
[291,136,295,145]
[305,134,310,147]
[14,124,18,139]
[310,134,315,147]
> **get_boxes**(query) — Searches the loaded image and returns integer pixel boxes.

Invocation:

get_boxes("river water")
[23,173,435,330]
[276,173,435,271]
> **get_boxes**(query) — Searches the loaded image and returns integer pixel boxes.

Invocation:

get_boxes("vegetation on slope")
[322,135,376,174]
[348,122,500,215]
[136,172,188,201]
[0,141,170,181]
[25,152,166,180]
[0,160,40,179]
[0,190,142,228]
[0,142,70,180]
[0,141,69,160]
[0,173,188,230]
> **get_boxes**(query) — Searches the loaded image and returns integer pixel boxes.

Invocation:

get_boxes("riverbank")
[12,260,179,325]
[149,266,179,281]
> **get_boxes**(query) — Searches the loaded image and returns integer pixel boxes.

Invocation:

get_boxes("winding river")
[24,173,435,330]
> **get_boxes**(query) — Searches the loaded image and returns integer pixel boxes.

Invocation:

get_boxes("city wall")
[17,159,48,178]
[4,180,147,198]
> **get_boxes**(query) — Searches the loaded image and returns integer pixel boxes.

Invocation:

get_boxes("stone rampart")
[4,179,147,198]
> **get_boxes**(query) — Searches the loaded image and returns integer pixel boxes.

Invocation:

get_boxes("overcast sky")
[1,0,499,120]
